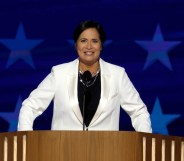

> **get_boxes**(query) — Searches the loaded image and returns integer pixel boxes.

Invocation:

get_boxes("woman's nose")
[86,41,92,49]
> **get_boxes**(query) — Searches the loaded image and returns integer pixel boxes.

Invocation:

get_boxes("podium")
[0,131,184,161]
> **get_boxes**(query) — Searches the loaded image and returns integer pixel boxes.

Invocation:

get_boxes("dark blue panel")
[0,0,184,136]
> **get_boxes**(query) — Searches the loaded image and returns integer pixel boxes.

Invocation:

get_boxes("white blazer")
[18,58,152,132]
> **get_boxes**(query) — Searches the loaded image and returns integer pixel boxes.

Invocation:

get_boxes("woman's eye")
[92,39,99,43]
[81,39,86,43]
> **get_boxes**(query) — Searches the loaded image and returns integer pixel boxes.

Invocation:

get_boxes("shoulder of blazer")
[100,58,125,76]
[51,59,79,75]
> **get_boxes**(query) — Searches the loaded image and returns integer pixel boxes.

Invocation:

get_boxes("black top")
[78,72,101,127]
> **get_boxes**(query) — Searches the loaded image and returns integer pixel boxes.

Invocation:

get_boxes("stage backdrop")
[0,0,184,136]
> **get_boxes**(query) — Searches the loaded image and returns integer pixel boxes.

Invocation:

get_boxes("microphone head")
[83,70,92,82]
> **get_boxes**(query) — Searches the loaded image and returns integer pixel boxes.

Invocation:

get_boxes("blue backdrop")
[0,0,184,136]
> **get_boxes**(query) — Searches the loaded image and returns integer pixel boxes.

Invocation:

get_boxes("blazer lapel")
[89,59,111,126]
[67,59,83,124]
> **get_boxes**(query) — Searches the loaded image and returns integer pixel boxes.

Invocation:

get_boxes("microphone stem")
[82,85,86,131]
[81,71,91,131]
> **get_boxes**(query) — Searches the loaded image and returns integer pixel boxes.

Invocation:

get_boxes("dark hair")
[73,20,106,44]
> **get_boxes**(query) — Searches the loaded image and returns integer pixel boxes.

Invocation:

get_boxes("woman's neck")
[79,61,100,77]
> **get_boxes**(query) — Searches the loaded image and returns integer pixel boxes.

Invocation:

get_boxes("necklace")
[79,70,100,87]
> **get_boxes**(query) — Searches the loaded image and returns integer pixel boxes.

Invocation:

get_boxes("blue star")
[0,23,44,69]
[151,97,180,135]
[0,96,22,132]
[67,39,112,47]
[135,25,181,71]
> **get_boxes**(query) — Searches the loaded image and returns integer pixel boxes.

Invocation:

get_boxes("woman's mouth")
[84,51,94,55]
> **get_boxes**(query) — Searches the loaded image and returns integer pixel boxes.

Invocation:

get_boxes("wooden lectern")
[0,131,184,161]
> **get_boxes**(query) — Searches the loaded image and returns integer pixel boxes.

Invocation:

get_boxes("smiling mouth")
[84,51,94,55]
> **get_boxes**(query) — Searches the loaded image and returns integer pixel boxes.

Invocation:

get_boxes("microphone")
[83,70,92,85]
[82,71,92,131]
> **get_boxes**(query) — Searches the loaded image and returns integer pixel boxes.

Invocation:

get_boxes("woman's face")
[76,28,102,66]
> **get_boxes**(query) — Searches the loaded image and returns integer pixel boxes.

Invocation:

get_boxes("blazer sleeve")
[17,68,56,131]
[119,69,152,133]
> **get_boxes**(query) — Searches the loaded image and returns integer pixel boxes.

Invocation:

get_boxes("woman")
[18,20,152,132]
